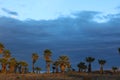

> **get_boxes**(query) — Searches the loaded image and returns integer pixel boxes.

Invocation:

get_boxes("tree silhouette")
[112,66,118,73]
[8,58,17,73]
[77,62,87,72]
[58,55,70,73]
[98,59,106,74]
[43,49,52,73]
[85,57,95,73]
[53,60,59,73]
[32,53,39,73]
[0,58,8,73]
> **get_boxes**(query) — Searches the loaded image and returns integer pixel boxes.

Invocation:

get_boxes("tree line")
[0,43,119,74]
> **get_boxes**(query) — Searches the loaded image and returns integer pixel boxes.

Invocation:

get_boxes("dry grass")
[0,72,120,80]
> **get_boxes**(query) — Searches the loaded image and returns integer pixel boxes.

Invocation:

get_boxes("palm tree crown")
[32,53,39,64]
[44,49,52,62]
[0,43,4,54]
[98,59,106,66]
[3,50,11,60]
[86,57,95,63]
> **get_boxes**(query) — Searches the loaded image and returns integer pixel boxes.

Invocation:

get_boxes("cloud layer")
[1,8,18,16]
[0,11,120,70]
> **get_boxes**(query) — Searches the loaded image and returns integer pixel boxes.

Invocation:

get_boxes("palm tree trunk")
[18,65,22,74]
[22,67,25,74]
[46,62,50,73]
[60,65,65,73]
[32,63,35,73]
[78,68,80,72]
[9,66,15,73]
[2,64,6,73]
[56,66,59,73]
[100,65,103,74]
[88,63,91,73]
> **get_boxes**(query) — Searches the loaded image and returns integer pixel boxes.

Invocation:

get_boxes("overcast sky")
[0,0,120,70]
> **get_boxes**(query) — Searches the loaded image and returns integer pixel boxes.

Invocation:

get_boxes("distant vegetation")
[0,42,119,74]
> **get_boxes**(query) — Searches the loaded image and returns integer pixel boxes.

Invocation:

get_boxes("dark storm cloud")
[0,11,120,70]
[1,8,18,16]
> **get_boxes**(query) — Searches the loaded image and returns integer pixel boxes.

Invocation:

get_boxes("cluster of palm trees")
[77,57,106,74]
[0,43,28,73]
[0,42,120,74]
[43,49,71,73]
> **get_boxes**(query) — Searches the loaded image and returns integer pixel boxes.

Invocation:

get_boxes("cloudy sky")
[0,0,120,71]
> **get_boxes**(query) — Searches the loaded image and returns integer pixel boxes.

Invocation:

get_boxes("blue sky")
[0,0,120,71]
[0,0,120,20]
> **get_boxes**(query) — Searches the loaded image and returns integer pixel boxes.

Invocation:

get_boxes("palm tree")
[53,61,59,73]
[77,62,87,72]
[112,66,118,73]
[58,55,70,73]
[17,62,22,73]
[3,50,11,60]
[85,57,95,73]
[43,49,52,73]
[0,58,8,73]
[0,43,4,54]
[35,67,42,74]
[98,59,106,74]
[20,61,28,74]
[32,53,39,73]
[8,58,17,73]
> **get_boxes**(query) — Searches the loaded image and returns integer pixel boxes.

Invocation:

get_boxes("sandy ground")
[0,72,120,80]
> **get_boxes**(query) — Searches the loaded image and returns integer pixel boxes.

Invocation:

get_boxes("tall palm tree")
[98,59,106,74]
[0,58,8,73]
[0,43,4,54]
[32,53,39,73]
[43,49,52,73]
[77,62,87,72]
[8,58,17,73]
[3,50,11,60]
[85,57,95,73]
[58,55,70,73]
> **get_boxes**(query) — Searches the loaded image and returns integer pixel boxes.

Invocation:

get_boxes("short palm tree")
[58,55,70,73]
[17,62,22,73]
[98,59,106,74]
[0,58,8,73]
[8,58,17,73]
[35,67,42,74]
[20,61,28,74]
[43,49,52,73]
[0,43,4,54]
[32,53,39,73]
[85,57,95,72]
[77,62,87,72]
[112,66,118,73]
[53,60,59,73]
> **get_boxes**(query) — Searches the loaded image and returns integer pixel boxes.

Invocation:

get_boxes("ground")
[0,72,120,80]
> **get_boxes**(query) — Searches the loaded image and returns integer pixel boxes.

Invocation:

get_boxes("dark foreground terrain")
[0,72,120,80]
